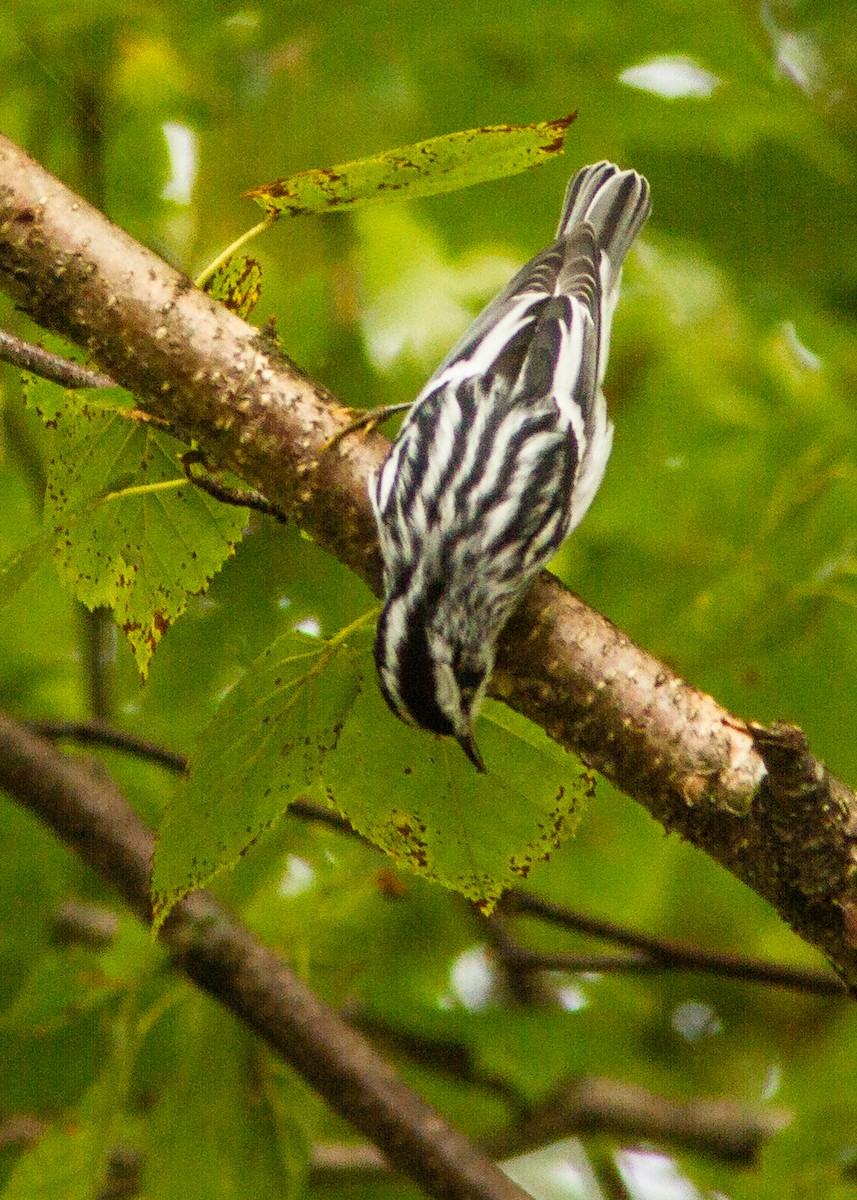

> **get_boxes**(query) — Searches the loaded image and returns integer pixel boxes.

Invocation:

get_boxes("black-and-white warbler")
[370,162,651,771]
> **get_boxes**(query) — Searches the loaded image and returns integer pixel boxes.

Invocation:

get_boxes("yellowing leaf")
[33,383,247,677]
[246,114,576,215]
[203,255,263,318]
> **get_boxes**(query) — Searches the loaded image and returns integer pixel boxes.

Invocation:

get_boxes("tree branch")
[0,712,528,1200]
[484,1076,790,1165]
[311,1075,789,1172]
[27,718,189,771]
[2,133,857,986]
[0,327,114,388]
[497,894,843,996]
[336,1013,789,1165]
[489,944,845,996]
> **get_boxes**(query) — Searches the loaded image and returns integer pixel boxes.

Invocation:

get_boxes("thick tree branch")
[3,134,857,986]
[0,712,528,1200]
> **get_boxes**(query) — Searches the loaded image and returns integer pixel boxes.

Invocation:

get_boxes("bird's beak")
[456,728,486,774]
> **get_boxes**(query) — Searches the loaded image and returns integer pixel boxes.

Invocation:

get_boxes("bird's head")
[375,594,493,772]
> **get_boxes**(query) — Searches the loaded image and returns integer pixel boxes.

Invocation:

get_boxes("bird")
[370,162,651,772]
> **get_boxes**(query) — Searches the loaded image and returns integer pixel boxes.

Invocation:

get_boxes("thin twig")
[0,328,114,388]
[194,212,277,290]
[479,905,558,1007]
[28,719,189,772]
[28,717,358,835]
[181,451,288,522]
[500,893,844,996]
[501,946,845,995]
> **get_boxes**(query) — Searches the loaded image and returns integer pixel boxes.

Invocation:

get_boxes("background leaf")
[1,1001,135,1200]
[143,992,305,1200]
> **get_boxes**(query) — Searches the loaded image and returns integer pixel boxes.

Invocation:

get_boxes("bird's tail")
[558,162,651,283]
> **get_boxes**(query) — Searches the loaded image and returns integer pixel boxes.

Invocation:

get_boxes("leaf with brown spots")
[151,629,363,929]
[247,115,576,215]
[29,379,248,676]
[203,255,263,319]
[325,670,590,911]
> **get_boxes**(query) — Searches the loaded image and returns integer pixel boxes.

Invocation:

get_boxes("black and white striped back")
[370,162,651,768]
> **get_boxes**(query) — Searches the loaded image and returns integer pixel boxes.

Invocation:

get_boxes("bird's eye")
[451,645,484,699]
[455,666,483,699]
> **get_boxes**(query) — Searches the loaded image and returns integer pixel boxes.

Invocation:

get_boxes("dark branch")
[180,450,288,522]
[27,719,358,836]
[500,893,844,996]
[28,718,189,772]
[345,1006,528,1117]
[484,1076,791,1165]
[493,945,845,996]
[0,712,528,1200]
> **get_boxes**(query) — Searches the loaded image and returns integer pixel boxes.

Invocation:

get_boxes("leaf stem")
[327,606,381,649]
[194,213,278,290]
[99,478,187,504]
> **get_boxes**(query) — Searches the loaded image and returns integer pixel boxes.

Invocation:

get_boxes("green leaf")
[325,668,592,912]
[36,387,247,677]
[203,255,263,318]
[246,114,575,215]
[144,994,307,1200]
[151,628,363,928]
[22,372,133,421]
[0,530,57,613]
[1,1002,135,1200]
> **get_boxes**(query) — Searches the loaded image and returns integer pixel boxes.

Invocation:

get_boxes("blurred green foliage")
[2,1,857,1197]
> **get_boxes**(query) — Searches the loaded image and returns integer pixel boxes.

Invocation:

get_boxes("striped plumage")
[370,162,651,771]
